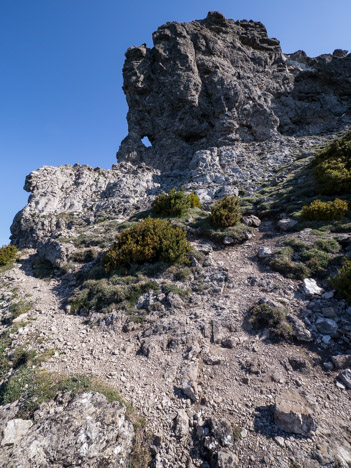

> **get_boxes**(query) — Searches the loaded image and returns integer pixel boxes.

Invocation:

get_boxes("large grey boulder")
[1,419,33,446]
[0,392,135,467]
[274,389,317,435]
[10,162,160,249]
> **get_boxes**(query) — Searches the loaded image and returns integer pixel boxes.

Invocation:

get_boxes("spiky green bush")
[104,217,191,271]
[312,131,351,195]
[329,258,351,303]
[301,199,348,221]
[152,188,199,217]
[209,195,241,228]
[0,244,18,266]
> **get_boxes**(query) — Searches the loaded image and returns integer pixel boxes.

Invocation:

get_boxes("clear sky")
[1,0,350,245]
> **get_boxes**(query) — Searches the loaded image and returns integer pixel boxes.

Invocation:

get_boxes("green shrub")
[270,247,309,280]
[152,188,198,217]
[271,238,339,279]
[301,199,349,221]
[210,195,241,227]
[0,244,18,266]
[0,368,125,419]
[312,130,351,195]
[0,330,12,380]
[189,192,201,208]
[329,258,351,303]
[249,303,293,340]
[104,217,191,271]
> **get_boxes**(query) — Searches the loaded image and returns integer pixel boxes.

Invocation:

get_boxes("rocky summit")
[2,11,351,468]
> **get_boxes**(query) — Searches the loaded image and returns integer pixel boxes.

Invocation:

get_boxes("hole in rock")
[141,136,152,147]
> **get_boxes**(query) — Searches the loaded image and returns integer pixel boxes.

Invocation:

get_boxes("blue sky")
[1,0,350,245]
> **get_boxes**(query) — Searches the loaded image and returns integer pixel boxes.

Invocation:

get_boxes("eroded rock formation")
[10,12,351,248]
[118,11,351,168]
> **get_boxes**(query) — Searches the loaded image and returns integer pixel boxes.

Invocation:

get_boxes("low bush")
[270,237,340,279]
[269,247,309,280]
[104,217,190,271]
[329,258,351,303]
[70,278,160,314]
[210,195,241,227]
[0,244,18,266]
[0,330,12,380]
[312,130,351,195]
[249,303,293,340]
[301,199,348,221]
[189,192,201,208]
[152,188,200,217]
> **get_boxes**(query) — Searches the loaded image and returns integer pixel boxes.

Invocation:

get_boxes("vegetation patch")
[0,329,13,380]
[249,303,293,341]
[210,195,241,227]
[104,217,191,271]
[71,248,99,263]
[70,278,160,315]
[329,258,351,303]
[9,299,33,319]
[312,130,351,195]
[270,237,341,279]
[240,134,351,233]
[269,246,309,280]
[0,244,18,266]
[152,188,200,217]
[161,282,190,298]
[301,199,349,221]
[32,257,55,279]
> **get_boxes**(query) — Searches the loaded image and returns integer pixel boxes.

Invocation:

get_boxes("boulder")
[181,362,199,401]
[258,247,272,259]
[216,449,239,467]
[316,318,338,337]
[338,369,351,389]
[242,215,261,227]
[274,389,317,434]
[331,355,351,370]
[277,218,298,231]
[303,278,323,296]
[1,419,33,446]
[0,392,135,467]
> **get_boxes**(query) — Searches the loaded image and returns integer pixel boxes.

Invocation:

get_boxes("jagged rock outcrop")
[118,11,351,169]
[10,12,351,248]
[11,162,160,248]
[0,392,134,467]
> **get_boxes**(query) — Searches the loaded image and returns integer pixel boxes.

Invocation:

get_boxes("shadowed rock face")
[117,11,351,169]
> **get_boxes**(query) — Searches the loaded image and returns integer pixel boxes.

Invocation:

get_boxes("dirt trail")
[2,234,351,467]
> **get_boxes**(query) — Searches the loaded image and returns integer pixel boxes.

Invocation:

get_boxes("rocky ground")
[1,214,351,466]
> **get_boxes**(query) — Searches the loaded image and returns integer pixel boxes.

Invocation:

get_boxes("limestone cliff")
[11,12,351,248]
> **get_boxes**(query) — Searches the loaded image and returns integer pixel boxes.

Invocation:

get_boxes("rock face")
[11,12,351,248]
[0,392,134,467]
[118,11,351,169]
[11,162,160,248]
